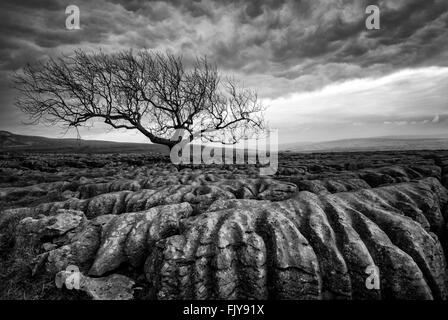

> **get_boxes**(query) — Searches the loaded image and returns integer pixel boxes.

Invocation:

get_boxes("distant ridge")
[0,131,169,154]
[2,131,448,154]
[280,135,448,153]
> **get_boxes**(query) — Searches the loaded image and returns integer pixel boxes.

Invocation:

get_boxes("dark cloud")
[0,0,447,75]
[3,0,67,11]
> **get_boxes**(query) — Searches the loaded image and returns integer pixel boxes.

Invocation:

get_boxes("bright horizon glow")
[264,67,448,143]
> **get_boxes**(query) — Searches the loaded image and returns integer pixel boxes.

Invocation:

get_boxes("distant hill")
[0,131,169,154]
[2,131,448,154]
[281,135,448,153]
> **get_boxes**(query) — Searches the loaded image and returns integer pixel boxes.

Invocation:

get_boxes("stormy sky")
[0,0,447,143]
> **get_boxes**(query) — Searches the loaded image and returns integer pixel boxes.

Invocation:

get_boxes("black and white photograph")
[0,0,448,311]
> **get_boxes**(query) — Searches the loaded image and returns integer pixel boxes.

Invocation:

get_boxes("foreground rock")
[3,149,448,300]
[3,178,296,218]
[147,178,448,300]
[56,270,135,300]
[6,178,447,300]
[89,202,193,276]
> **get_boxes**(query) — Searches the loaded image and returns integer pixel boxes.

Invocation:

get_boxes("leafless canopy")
[12,50,265,149]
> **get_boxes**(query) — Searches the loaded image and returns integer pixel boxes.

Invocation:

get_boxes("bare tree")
[12,50,265,149]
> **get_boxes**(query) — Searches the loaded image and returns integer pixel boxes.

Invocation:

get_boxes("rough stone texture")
[14,209,101,275]
[56,270,135,300]
[3,178,296,218]
[146,178,448,300]
[3,151,448,300]
[0,181,71,200]
[89,202,193,276]
[294,178,371,195]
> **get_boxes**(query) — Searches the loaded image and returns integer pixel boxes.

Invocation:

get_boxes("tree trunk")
[136,124,179,150]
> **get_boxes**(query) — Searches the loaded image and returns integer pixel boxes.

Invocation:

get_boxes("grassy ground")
[0,209,88,300]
